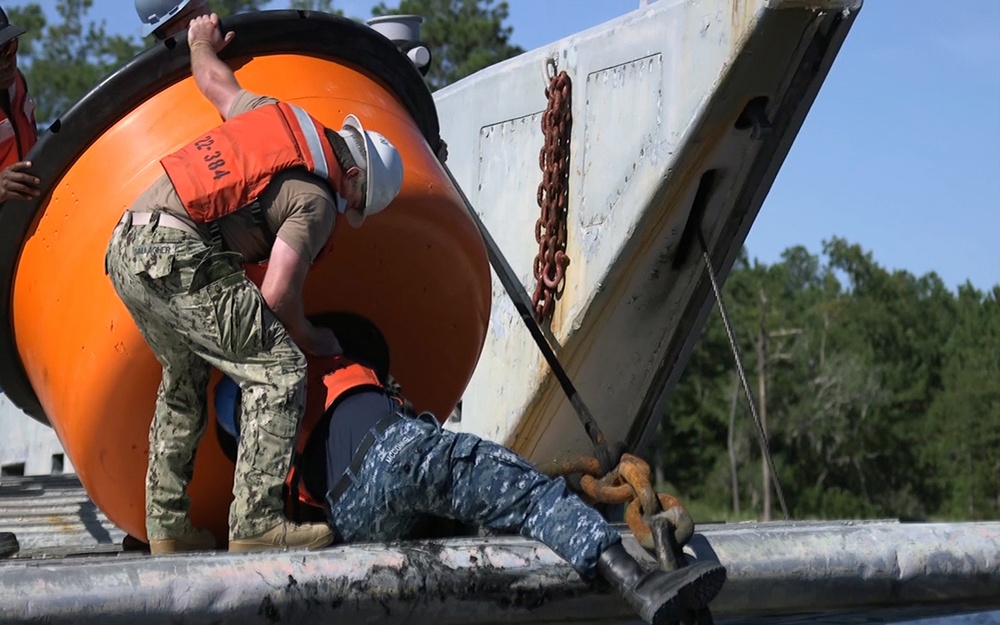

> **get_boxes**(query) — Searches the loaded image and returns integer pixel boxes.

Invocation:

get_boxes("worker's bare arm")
[259,237,342,357]
[187,13,240,119]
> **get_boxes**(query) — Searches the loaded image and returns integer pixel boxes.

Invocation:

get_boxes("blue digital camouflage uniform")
[105,213,306,541]
[326,410,621,577]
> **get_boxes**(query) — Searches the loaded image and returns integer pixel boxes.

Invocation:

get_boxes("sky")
[20,0,1000,292]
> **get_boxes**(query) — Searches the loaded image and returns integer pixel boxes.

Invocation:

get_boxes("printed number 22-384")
[194,135,230,180]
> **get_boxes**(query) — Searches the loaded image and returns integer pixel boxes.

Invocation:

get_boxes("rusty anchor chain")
[532,69,572,323]
[539,453,694,551]
[441,61,617,475]
[541,454,714,624]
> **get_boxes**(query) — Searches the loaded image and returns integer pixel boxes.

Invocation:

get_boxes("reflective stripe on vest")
[160,102,342,224]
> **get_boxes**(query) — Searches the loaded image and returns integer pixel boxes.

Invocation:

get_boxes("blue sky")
[22,0,1000,291]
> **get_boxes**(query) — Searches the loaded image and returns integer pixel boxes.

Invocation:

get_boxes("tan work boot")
[229,521,334,553]
[149,527,217,555]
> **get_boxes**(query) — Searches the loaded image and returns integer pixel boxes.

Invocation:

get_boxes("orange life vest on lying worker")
[213,356,389,512]
[286,357,390,511]
[0,71,37,170]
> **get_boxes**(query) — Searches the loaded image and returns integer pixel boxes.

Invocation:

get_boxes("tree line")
[659,237,999,522]
[9,0,522,124]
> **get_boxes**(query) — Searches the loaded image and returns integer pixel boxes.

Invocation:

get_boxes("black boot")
[596,543,726,625]
[0,532,19,559]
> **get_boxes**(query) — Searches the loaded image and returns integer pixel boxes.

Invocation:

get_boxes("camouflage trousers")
[105,213,306,541]
[327,415,621,577]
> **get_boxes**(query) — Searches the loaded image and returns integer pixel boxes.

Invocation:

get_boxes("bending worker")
[105,14,403,554]
[216,342,727,625]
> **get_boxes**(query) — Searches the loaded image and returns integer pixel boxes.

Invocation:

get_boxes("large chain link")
[539,453,694,550]
[532,70,572,323]
[541,454,709,625]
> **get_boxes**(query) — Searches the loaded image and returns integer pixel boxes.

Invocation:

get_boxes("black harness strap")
[247,199,276,249]
[205,199,275,251]
[207,221,223,249]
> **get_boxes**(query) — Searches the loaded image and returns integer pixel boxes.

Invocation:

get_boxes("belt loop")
[122,211,134,232]
[150,210,162,231]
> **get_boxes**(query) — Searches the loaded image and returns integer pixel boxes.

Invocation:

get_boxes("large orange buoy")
[0,12,490,542]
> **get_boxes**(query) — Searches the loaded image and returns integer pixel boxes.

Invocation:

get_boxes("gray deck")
[0,474,125,559]
[2,475,998,624]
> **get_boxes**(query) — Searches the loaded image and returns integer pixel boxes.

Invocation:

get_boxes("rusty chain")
[532,70,572,323]
[539,453,694,550]
[540,453,712,624]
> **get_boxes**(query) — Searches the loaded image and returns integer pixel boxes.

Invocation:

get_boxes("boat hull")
[436,0,863,466]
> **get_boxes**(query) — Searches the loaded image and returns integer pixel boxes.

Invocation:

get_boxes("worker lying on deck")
[105,14,403,555]
[214,321,727,625]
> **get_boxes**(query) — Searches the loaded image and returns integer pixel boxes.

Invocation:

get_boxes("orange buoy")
[0,12,490,542]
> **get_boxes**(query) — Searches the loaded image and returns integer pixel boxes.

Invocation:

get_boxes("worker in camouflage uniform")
[106,14,402,554]
[214,317,727,625]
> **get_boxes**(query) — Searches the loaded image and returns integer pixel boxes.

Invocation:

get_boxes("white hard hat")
[135,0,192,37]
[340,115,403,227]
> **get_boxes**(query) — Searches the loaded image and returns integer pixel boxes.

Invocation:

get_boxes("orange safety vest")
[286,357,388,514]
[0,71,37,171]
[160,102,344,225]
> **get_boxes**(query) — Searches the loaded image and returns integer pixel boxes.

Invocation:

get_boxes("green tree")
[656,250,759,518]
[823,237,958,518]
[10,0,142,124]
[13,0,519,126]
[208,0,269,18]
[658,238,999,522]
[10,0,354,125]
[5,4,44,58]
[288,0,341,12]
[923,284,1000,519]
[371,0,523,90]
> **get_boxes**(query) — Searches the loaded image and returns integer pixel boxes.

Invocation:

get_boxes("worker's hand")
[303,326,343,358]
[435,139,449,164]
[188,13,234,53]
[0,161,41,203]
